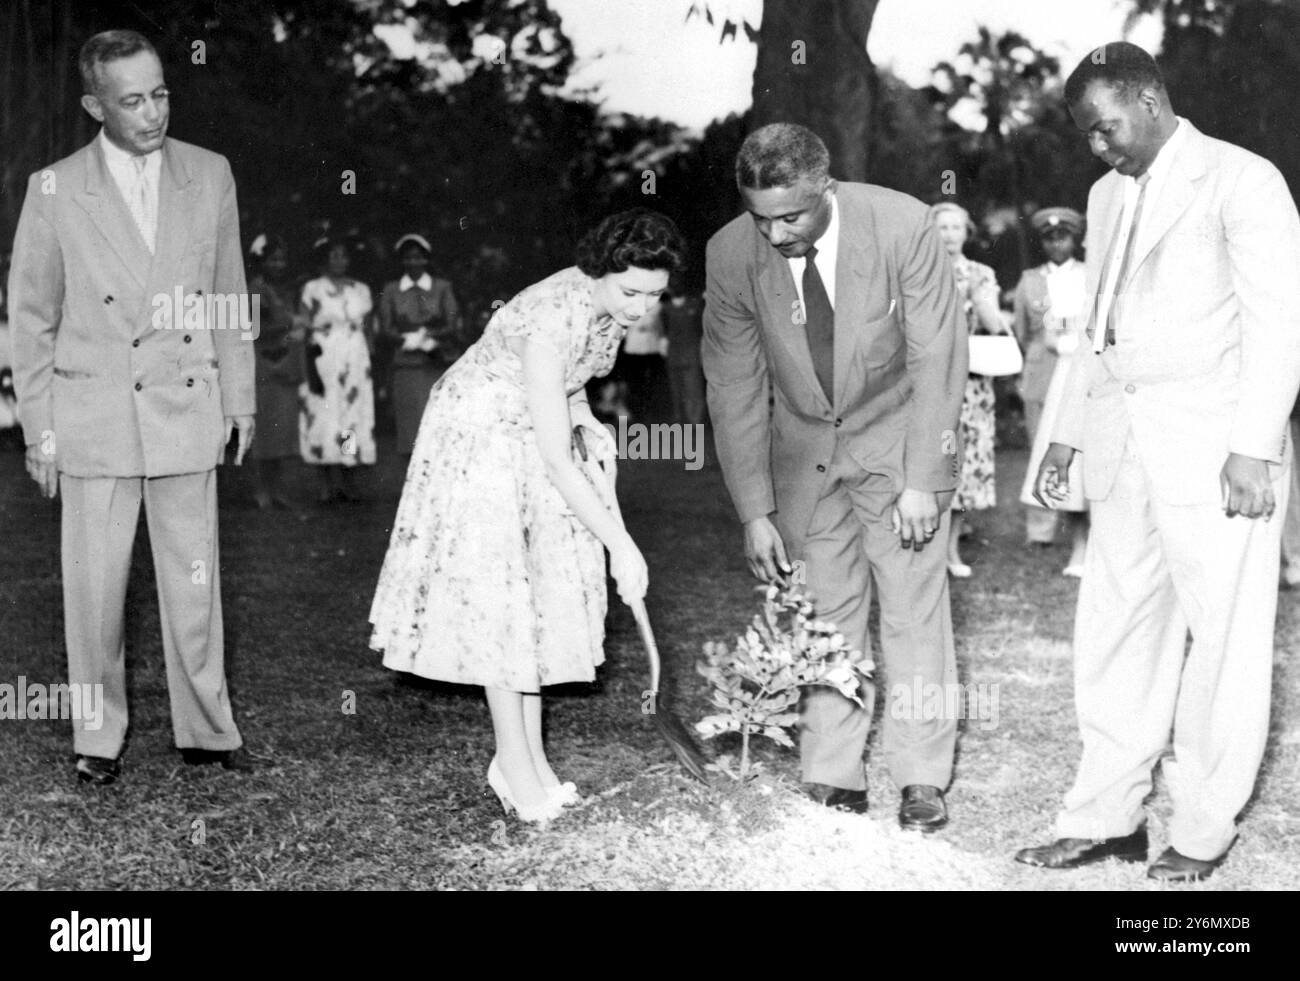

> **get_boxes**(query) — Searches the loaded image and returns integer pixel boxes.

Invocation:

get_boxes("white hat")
[394,233,433,255]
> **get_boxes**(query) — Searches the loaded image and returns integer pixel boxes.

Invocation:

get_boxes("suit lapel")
[73,139,152,292]
[833,193,875,407]
[1127,125,1207,283]
[142,140,197,324]
[757,238,830,410]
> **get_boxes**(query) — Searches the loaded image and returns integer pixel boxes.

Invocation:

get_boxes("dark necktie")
[802,245,835,401]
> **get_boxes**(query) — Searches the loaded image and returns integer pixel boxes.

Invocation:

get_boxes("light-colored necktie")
[130,156,157,253]
[1094,171,1152,352]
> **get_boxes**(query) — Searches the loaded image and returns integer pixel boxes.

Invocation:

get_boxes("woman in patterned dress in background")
[930,202,1007,579]
[300,236,377,503]
[369,209,687,825]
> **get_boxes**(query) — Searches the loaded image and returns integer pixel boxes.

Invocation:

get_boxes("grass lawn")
[1,426,1297,890]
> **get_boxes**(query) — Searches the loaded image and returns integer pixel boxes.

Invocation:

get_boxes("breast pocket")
[183,239,217,285]
[857,307,905,369]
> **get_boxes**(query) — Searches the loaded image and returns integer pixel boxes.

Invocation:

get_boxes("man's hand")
[1034,442,1076,509]
[1221,452,1275,519]
[25,442,58,499]
[225,415,256,466]
[890,488,945,551]
[743,515,792,583]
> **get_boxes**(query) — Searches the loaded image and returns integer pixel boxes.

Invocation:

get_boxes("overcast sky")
[547,0,1164,130]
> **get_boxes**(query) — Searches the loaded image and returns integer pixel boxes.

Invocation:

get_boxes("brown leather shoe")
[898,785,948,832]
[1015,825,1148,869]
[803,782,868,814]
[75,755,121,786]
[1147,846,1224,883]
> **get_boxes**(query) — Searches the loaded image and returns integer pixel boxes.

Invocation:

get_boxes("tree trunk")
[749,0,880,182]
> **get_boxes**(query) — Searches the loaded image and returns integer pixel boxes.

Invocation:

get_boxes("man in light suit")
[9,30,256,784]
[1019,43,1300,881]
[703,124,967,830]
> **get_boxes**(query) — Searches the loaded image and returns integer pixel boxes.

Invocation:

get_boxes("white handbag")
[968,334,1024,377]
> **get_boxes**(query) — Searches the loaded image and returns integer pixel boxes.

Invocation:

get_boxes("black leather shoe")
[180,747,256,772]
[1015,825,1148,868]
[803,782,868,814]
[1147,846,1224,883]
[898,785,948,832]
[76,755,121,786]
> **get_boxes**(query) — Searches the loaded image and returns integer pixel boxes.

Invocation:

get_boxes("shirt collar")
[815,192,840,253]
[98,127,161,171]
[400,273,433,292]
[1044,257,1081,276]
[1139,116,1188,187]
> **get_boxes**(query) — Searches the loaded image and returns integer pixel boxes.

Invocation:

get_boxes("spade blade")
[631,599,709,784]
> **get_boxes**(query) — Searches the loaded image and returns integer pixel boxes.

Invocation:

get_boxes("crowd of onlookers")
[932,200,1300,589]
[4,218,1300,590]
[0,234,709,501]
[932,202,1090,580]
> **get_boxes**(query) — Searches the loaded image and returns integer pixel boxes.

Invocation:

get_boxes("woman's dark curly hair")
[576,208,687,278]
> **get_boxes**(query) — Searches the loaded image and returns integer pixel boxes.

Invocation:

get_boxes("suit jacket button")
[134,382,142,391]
[1125,383,1136,394]
[132,339,140,348]
[183,335,192,343]
[834,418,843,428]
[186,378,195,387]
[816,464,826,473]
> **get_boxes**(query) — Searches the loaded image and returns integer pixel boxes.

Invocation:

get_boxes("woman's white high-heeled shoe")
[545,781,581,807]
[487,759,564,824]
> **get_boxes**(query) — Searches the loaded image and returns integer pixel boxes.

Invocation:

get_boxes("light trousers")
[1055,436,1287,860]
[61,470,241,758]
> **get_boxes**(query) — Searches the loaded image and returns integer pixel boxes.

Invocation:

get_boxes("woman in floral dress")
[930,203,1007,578]
[300,236,377,503]
[369,209,687,824]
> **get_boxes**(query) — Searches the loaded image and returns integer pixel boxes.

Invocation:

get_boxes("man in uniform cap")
[1032,207,1084,237]
[1014,206,1088,571]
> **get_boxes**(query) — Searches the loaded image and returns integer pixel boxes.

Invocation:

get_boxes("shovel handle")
[578,431,657,693]
[631,598,661,694]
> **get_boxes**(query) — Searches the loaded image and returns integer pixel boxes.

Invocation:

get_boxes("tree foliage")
[920,27,1102,276]
[6,0,1298,313]
[691,0,880,181]
[1127,0,1300,201]
[0,0,702,320]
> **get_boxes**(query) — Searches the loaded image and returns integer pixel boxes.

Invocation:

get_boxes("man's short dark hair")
[735,123,831,190]
[79,30,158,96]
[1064,41,1166,107]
